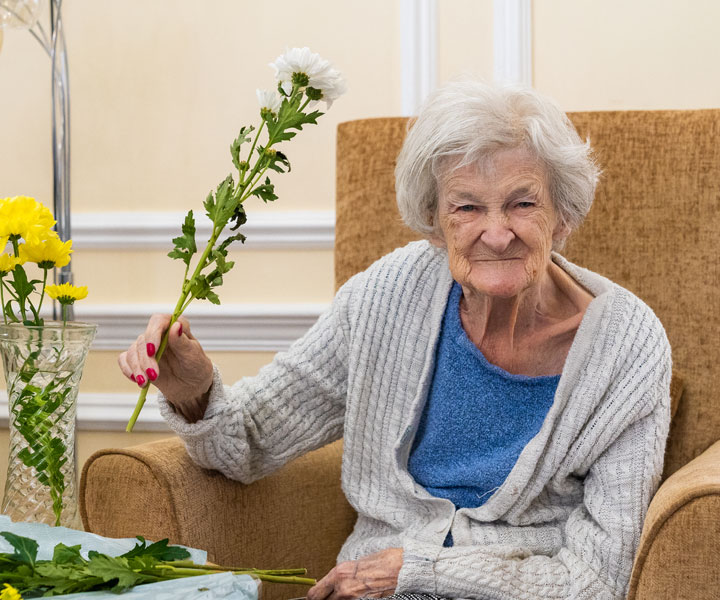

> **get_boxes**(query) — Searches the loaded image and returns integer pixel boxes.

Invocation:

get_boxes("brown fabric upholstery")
[629,440,720,599]
[80,438,355,600]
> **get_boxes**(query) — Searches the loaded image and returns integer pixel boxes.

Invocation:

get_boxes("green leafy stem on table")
[126,80,323,431]
[0,531,315,596]
[8,346,74,527]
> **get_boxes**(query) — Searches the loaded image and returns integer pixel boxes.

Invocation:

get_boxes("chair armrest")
[80,437,356,600]
[629,439,720,600]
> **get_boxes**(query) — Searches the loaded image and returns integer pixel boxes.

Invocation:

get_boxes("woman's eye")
[516,201,535,209]
[459,205,476,212]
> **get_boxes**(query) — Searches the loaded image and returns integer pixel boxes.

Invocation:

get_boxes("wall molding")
[400,0,437,116]
[0,392,168,431]
[71,210,335,250]
[1,302,329,431]
[493,0,532,86]
[75,302,328,352]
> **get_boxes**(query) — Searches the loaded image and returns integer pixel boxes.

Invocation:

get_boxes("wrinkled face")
[434,147,567,299]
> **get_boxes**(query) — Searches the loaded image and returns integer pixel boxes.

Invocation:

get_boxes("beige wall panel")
[0,0,401,212]
[533,0,720,110]
[0,430,174,499]
[68,248,334,304]
[438,0,494,85]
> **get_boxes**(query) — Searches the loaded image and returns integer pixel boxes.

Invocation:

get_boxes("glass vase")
[0,321,96,529]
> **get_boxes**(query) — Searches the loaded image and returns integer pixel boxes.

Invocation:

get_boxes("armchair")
[81,110,720,599]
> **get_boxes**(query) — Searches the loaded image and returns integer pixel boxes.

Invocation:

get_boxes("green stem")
[181,261,190,292]
[299,96,312,112]
[150,564,315,585]
[251,574,316,585]
[26,298,41,325]
[241,120,266,186]
[1,279,20,302]
[238,163,273,205]
[0,277,6,325]
[10,238,27,322]
[36,268,48,319]
[127,280,197,432]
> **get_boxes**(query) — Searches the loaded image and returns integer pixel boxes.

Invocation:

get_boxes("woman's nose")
[479,219,515,253]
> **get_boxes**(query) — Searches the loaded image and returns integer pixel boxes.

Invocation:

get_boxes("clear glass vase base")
[0,322,95,530]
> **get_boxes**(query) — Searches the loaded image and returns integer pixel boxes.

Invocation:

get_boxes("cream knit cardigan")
[160,240,672,600]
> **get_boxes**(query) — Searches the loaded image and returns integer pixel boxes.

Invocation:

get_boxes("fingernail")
[146,368,157,381]
[130,374,136,382]
[146,343,156,357]
[136,375,146,387]
[178,324,183,337]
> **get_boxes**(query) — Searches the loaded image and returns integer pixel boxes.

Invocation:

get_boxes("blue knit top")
[408,282,560,532]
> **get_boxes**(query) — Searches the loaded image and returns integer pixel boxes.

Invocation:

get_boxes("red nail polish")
[146,343,156,357]
[136,375,146,387]
[178,324,183,337]
[130,374,136,382]
[146,368,157,381]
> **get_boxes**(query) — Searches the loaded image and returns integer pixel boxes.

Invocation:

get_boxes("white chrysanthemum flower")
[269,47,347,108]
[256,89,282,115]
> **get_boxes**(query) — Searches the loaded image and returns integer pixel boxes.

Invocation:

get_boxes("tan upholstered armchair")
[81,111,720,600]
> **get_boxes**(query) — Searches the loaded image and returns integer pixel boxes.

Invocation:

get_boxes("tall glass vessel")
[1,322,96,528]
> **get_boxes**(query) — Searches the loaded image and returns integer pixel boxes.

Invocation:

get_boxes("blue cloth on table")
[407,282,560,546]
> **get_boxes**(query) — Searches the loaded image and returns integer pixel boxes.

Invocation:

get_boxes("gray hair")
[395,81,600,238]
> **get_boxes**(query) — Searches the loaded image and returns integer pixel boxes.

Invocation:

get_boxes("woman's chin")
[463,266,531,299]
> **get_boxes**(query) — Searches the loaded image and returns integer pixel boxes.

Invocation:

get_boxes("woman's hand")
[117,314,214,422]
[307,548,403,600]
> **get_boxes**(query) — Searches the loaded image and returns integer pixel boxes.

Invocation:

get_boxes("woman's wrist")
[168,375,214,423]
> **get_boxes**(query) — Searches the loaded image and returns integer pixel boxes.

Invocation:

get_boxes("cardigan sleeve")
[396,350,672,600]
[156,280,353,484]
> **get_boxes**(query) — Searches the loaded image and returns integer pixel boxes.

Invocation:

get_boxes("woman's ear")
[552,220,571,246]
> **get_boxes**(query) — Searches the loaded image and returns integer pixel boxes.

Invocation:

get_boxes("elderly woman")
[119,81,671,600]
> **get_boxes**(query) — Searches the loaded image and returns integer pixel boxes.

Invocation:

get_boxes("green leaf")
[188,276,212,301]
[228,202,247,232]
[203,190,216,222]
[1,531,38,567]
[230,125,255,170]
[251,177,278,203]
[86,554,144,589]
[266,96,324,143]
[121,536,190,562]
[267,149,291,174]
[53,543,84,565]
[32,561,94,594]
[3,300,19,322]
[204,175,238,230]
[213,175,237,229]
[217,232,246,254]
[210,250,234,276]
[9,265,35,301]
[167,210,197,267]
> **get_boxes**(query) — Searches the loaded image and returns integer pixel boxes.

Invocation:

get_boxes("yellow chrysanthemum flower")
[46,283,88,305]
[0,253,23,276]
[0,196,55,245]
[0,583,22,600]
[19,234,73,269]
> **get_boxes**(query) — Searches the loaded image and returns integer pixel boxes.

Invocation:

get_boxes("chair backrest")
[335,111,720,479]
